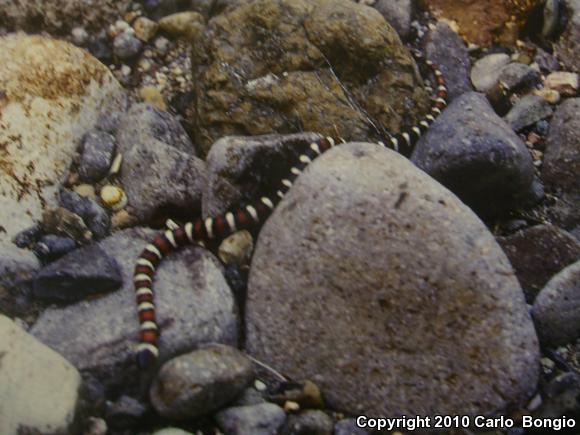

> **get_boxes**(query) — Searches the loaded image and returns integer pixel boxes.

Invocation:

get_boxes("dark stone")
[113,32,142,60]
[497,63,540,93]
[411,92,535,217]
[105,395,147,430]
[33,244,122,302]
[34,235,77,262]
[78,131,116,182]
[59,189,111,240]
[535,372,580,419]
[424,21,472,101]
[334,419,369,435]
[498,224,580,302]
[13,224,42,249]
[372,0,413,40]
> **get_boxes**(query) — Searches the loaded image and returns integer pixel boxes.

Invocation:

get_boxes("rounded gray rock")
[150,345,253,419]
[281,410,334,435]
[411,92,535,217]
[246,142,539,418]
[215,403,286,435]
[533,260,580,346]
[470,53,511,93]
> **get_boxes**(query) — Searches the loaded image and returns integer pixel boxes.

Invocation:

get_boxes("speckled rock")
[504,95,554,132]
[150,345,253,419]
[247,142,539,418]
[215,403,286,435]
[533,261,580,346]
[372,0,413,40]
[0,0,131,33]
[30,228,238,394]
[411,92,535,217]
[33,244,122,302]
[191,0,430,153]
[0,315,82,435]
[423,21,472,101]
[555,0,580,71]
[116,103,194,154]
[0,34,125,244]
[203,132,321,217]
[78,131,117,183]
[498,224,580,302]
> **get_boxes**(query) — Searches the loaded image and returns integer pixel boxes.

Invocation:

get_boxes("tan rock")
[0,34,125,244]
[133,16,159,42]
[159,11,205,41]
[544,72,579,97]
[139,86,166,110]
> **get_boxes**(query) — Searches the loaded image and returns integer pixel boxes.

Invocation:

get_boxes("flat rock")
[0,34,125,244]
[150,345,254,419]
[191,0,430,153]
[533,260,580,346]
[504,95,554,132]
[423,21,472,101]
[0,315,82,435]
[498,224,580,302]
[33,244,122,302]
[30,228,239,394]
[203,132,321,217]
[411,92,535,217]
[246,142,539,418]
[215,403,286,435]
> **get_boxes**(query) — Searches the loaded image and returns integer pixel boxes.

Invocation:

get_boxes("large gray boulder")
[246,142,539,418]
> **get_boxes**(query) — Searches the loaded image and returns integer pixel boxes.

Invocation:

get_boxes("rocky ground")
[0,0,579,434]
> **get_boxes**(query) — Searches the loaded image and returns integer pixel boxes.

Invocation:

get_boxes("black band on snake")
[133,50,449,369]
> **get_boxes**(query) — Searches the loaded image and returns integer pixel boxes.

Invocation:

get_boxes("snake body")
[133,51,448,369]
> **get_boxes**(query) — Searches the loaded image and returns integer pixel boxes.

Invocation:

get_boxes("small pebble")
[158,11,204,41]
[283,401,300,413]
[108,153,123,176]
[544,71,579,96]
[101,186,127,211]
[154,36,171,55]
[71,27,89,46]
[113,32,143,60]
[133,16,159,42]
[218,230,254,266]
[533,88,561,104]
[111,209,138,229]
[73,184,97,199]
[139,86,166,110]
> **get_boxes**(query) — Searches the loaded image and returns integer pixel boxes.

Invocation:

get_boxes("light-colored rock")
[0,34,126,244]
[139,86,166,110]
[215,403,286,435]
[218,230,254,266]
[544,71,579,96]
[0,315,81,435]
[470,53,511,93]
[133,16,159,42]
[247,142,539,418]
